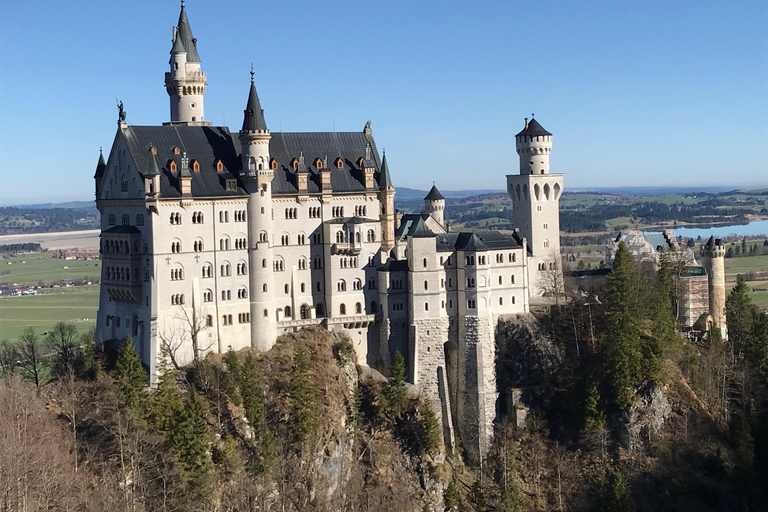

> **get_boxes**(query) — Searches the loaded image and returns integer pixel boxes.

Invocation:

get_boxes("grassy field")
[1,252,101,286]
[0,285,99,341]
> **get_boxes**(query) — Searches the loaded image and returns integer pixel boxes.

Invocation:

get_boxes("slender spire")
[241,74,268,132]
[94,149,107,179]
[145,147,161,176]
[174,1,200,62]
[380,151,393,189]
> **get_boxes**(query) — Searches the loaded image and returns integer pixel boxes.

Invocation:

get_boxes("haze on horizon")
[0,0,766,205]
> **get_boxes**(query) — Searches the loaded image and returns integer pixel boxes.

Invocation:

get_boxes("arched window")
[339,303,346,315]
[336,231,344,243]
[285,306,292,318]
[206,315,213,327]
[337,280,346,292]
[367,229,375,242]
[355,302,362,314]
[300,304,309,319]
[335,157,344,169]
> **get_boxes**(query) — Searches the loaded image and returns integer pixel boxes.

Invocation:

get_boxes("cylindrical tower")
[701,236,728,339]
[164,3,207,125]
[516,117,552,175]
[239,75,275,351]
[424,184,445,227]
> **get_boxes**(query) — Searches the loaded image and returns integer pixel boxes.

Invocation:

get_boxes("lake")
[668,220,768,239]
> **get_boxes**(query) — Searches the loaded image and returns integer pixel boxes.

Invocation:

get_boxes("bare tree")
[541,248,566,308]
[0,338,19,376]
[17,327,47,387]
[158,304,213,369]
[47,321,80,377]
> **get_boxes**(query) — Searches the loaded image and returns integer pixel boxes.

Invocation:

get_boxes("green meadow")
[1,251,101,286]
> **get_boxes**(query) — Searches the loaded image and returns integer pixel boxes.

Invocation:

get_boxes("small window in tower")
[270,158,278,170]
[335,157,344,169]
[172,146,180,155]
[190,103,197,109]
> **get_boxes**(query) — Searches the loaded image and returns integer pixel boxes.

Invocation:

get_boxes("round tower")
[516,117,552,175]
[164,2,208,125]
[239,72,275,351]
[507,116,563,297]
[701,236,728,339]
[424,184,445,227]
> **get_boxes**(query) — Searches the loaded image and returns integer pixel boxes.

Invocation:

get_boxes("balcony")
[332,242,362,255]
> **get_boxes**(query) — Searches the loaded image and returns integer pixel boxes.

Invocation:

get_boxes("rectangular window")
[108,214,116,225]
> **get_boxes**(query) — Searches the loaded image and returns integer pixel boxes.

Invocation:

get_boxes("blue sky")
[1,0,766,204]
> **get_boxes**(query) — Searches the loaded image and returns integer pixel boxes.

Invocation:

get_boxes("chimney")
[524,117,529,129]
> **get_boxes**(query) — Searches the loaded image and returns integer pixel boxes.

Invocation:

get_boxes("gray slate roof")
[173,5,200,62]
[435,230,523,253]
[424,185,444,201]
[94,151,107,179]
[242,81,268,132]
[516,118,551,137]
[117,125,386,198]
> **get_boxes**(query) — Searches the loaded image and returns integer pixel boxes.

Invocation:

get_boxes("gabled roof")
[174,4,200,62]
[409,216,436,238]
[115,125,388,199]
[94,150,107,179]
[435,230,523,253]
[424,185,444,201]
[241,80,268,132]
[516,118,551,137]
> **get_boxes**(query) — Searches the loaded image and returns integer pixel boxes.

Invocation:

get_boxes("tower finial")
[250,64,254,84]
[180,0,184,7]
[531,112,535,118]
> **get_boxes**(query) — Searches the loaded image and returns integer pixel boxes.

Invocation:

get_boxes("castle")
[94,3,563,462]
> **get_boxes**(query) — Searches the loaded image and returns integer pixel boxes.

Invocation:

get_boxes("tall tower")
[164,2,209,125]
[379,150,396,255]
[701,236,728,339]
[424,184,446,228]
[239,71,276,351]
[507,117,563,296]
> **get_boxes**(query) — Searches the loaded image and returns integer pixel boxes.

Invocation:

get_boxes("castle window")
[220,263,231,276]
[298,234,305,245]
[337,280,346,292]
[203,290,213,302]
[423,258,427,268]
[467,299,476,309]
[300,283,305,293]
[270,158,278,170]
[290,158,299,170]
[317,282,321,292]
[168,161,177,172]
[298,258,307,270]
[170,212,181,225]
[108,214,116,225]
[499,297,503,305]
[353,278,363,290]
[206,315,213,327]
[263,284,268,292]
[281,234,289,246]
[424,302,429,312]
[467,277,475,288]
[335,157,344,169]
[509,253,515,262]
[170,267,184,281]
[122,214,129,225]
[237,262,247,275]
[300,304,309,319]
[340,303,346,315]
[511,275,515,284]
[543,239,549,248]
[171,241,181,253]
[367,229,375,242]
[285,306,292,318]
[273,259,285,271]
[512,296,516,304]
[262,258,267,267]
[314,257,322,269]
[424,280,428,290]
[356,302,362,314]
[259,231,268,242]
[543,223,548,230]
[368,278,376,289]
[191,160,200,172]
[264,309,269,317]
[202,264,212,278]
[284,284,289,294]
[194,239,203,252]
[172,146,180,155]
[314,158,322,169]
[215,159,224,172]
[499,276,503,285]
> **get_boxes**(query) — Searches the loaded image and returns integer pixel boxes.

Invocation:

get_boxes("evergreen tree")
[603,242,644,408]
[597,471,635,512]
[381,351,408,420]
[171,387,213,491]
[469,480,488,511]
[418,399,442,456]
[289,344,319,445]
[583,378,606,430]
[240,352,277,472]
[150,349,183,435]
[114,336,147,412]
[727,274,757,360]
[644,249,678,380]
[443,481,461,511]
[497,486,525,512]
[78,326,101,381]
[747,312,768,384]
[223,347,243,405]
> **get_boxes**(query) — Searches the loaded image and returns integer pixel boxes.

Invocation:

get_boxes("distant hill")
[568,186,740,196]
[8,200,97,210]
[396,187,505,200]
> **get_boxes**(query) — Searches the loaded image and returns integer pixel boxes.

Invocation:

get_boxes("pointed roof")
[379,152,393,189]
[144,148,161,176]
[171,32,186,54]
[409,216,436,238]
[516,117,551,137]
[94,150,107,179]
[241,78,268,132]
[173,3,200,62]
[424,184,444,201]
[456,232,489,252]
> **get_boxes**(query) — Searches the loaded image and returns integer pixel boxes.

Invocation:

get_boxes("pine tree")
[419,400,442,456]
[469,480,488,511]
[171,387,213,491]
[603,242,644,408]
[727,274,757,360]
[497,486,525,512]
[289,344,319,446]
[443,481,461,511]
[78,327,101,381]
[114,336,147,412]
[150,349,183,435]
[381,351,408,420]
[240,352,277,472]
[597,471,635,512]
[583,378,606,430]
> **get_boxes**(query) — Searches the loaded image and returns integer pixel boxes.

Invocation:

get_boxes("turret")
[164,2,209,125]
[515,116,552,175]
[424,184,445,228]
[701,236,728,339]
[94,149,107,196]
[239,72,276,351]
[378,149,396,254]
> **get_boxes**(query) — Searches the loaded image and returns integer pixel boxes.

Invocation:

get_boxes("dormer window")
[335,157,344,169]
[191,159,200,172]
[270,158,278,170]
[168,160,177,172]
[150,146,157,155]
[313,158,322,169]
[225,180,237,191]
[357,157,364,167]
[172,146,181,155]
[290,158,299,170]
[215,159,223,172]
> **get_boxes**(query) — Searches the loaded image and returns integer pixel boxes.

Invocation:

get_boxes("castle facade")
[94,3,563,462]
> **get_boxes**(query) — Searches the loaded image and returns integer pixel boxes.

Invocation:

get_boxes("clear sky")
[1,0,766,204]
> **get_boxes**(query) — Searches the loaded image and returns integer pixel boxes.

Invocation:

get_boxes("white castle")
[94,3,564,462]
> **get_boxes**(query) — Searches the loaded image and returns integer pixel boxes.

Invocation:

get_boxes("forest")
[0,243,767,511]
[0,206,99,235]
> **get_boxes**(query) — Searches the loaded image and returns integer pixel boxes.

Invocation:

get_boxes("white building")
[94,3,564,463]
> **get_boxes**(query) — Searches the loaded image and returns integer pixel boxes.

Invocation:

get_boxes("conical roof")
[173,3,200,62]
[94,150,107,179]
[516,117,551,137]
[144,148,161,176]
[424,184,444,201]
[379,152,393,189]
[410,216,436,238]
[241,80,268,132]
